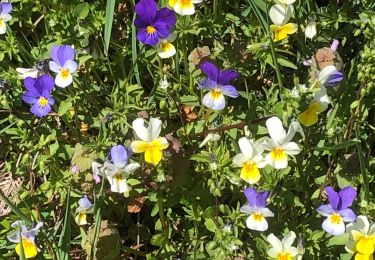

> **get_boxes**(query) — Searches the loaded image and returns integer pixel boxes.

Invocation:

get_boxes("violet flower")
[317,186,357,235]
[240,187,274,231]
[134,0,176,46]
[198,61,239,110]
[49,45,78,88]
[0,2,12,34]
[22,75,55,118]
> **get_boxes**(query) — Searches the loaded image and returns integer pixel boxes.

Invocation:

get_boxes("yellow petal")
[355,252,374,260]
[152,137,169,150]
[131,141,149,153]
[356,236,375,255]
[352,230,365,241]
[298,106,319,126]
[309,101,326,113]
[240,162,260,184]
[169,0,177,6]
[145,147,163,165]
[282,23,298,35]
[75,212,87,226]
[16,239,38,259]
[271,23,297,42]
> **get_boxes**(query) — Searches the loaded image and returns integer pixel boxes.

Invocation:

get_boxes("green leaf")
[57,187,71,260]
[204,218,216,233]
[315,139,360,152]
[277,58,297,70]
[74,3,90,20]
[104,0,116,54]
[58,100,73,116]
[328,233,349,246]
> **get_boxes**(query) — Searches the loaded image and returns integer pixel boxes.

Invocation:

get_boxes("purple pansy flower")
[0,3,12,34]
[198,61,239,110]
[240,187,274,231]
[134,0,176,46]
[22,75,55,118]
[49,45,78,88]
[317,186,357,235]
[317,65,343,88]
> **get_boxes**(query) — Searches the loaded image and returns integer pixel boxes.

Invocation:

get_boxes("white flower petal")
[322,217,345,235]
[269,4,290,26]
[148,117,162,141]
[259,208,275,217]
[246,214,269,231]
[233,154,247,167]
[132,118,150,142]
[317,65,337,84]
[267,233,284,253]
[282,231,296,250]
[238,137,254,159]
[55,71,73,88]
[282,142,301,155]
[124,162,140,173]
[240,204,255,214]
[266,116,287,145]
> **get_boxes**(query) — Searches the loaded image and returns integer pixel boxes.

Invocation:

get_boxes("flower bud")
[305,22,317,39]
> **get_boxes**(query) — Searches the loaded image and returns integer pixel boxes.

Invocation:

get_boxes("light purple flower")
[317,186,357,235]
[49,45,78,88]
[22,75,55,118]
[198,61,239,110]
[240,187,274,231]
[331,39,339,52]
[91,162,102,184]
[0,3,12,34]
[71,165,79,173]
[303,59,312,66]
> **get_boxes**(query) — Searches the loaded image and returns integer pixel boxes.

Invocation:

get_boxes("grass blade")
[104,0,116,54]
[57,187,72,260]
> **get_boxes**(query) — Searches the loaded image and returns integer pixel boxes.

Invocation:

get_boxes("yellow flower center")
[75,212,87,225]
[277,252,292,260]
[114,173,124,181]
[161,41,173,52]
[252,213,264,222]
[271,148,286,160]
[0,18,4,27]
[241,161,260,184]
[38,97,48,107]
[61,68,70,80]
[15,239,38,258]
[181,0,192,7]
[146,25,156,35]
[210,89,222,100]
[330,213,342,224]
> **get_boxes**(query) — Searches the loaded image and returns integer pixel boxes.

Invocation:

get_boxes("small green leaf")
[315,139,360,152]
[74,3,90,20]
[58,100,73,116]
[277,58,297,70]
[204,218,216,233]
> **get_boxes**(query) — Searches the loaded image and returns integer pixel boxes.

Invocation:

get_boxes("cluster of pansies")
[3,0,373,259]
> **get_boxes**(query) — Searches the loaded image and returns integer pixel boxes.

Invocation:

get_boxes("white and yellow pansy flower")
[263,116,301,169]
[130,118,169,165]
[269,4,297,42]
[267,231,298,260]
[298,87,330,126]
[75,196,93,226]
[157,33,177,59]
[169,0,203,16]
[233,137,267,184]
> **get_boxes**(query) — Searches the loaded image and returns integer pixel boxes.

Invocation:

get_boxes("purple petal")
[154,22,171,39]
[221,85,239,98]
[324,71,343,87]
[49,61,62,73]
[134,17,147,28]
[135,0,157,24]
[111,145,128,167]
[198,78,217,90]
[64,60,78,73]
[303,59,312,66]
[244,187,258,208]
[51,45,75,66]
[200,61,219,82]
[34,75,55,93]
[154,8,176,31]
[256,190,269,208]
[93,173,101,184]
[0,3,12,15]
[338,186,357,210]
[22,91,39,105]
[331,39,339,51]
[316,204,334,217]
[325,187,339,210]
[218,70,240,85]
[30,103,51,118]
[136,28,159,46]
[24,77,37,91]
[338,208,356,222]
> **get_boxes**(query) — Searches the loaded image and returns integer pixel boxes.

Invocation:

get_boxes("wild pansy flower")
[298,87,330,126]
[157,33,176,59]
[269,4,297,42]
[233,137,267,184]
[263,116,301,169]
[75,195,93,225]
[22,75,55,118]
[91,161,103,183]
[49,45,78,88]
[240,187,274,231]
[311,65,343,91]
[8,221,43,259]
[104,145,140,193]
[134,0,176,46]
[130,117,169,165]
[305,22,317,40]
[0,2,12,34]
[317,186,357,236]
[267,231,298,260]
[345,215,375,259]
[169,0,203,16]
[198,61,239,110]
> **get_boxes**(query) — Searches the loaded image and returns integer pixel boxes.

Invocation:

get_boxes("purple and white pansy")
[198,61,239,110]
[317,186,357,235]
[49,45,78,88]
[240,187,274,231]
[0,2,12,34]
